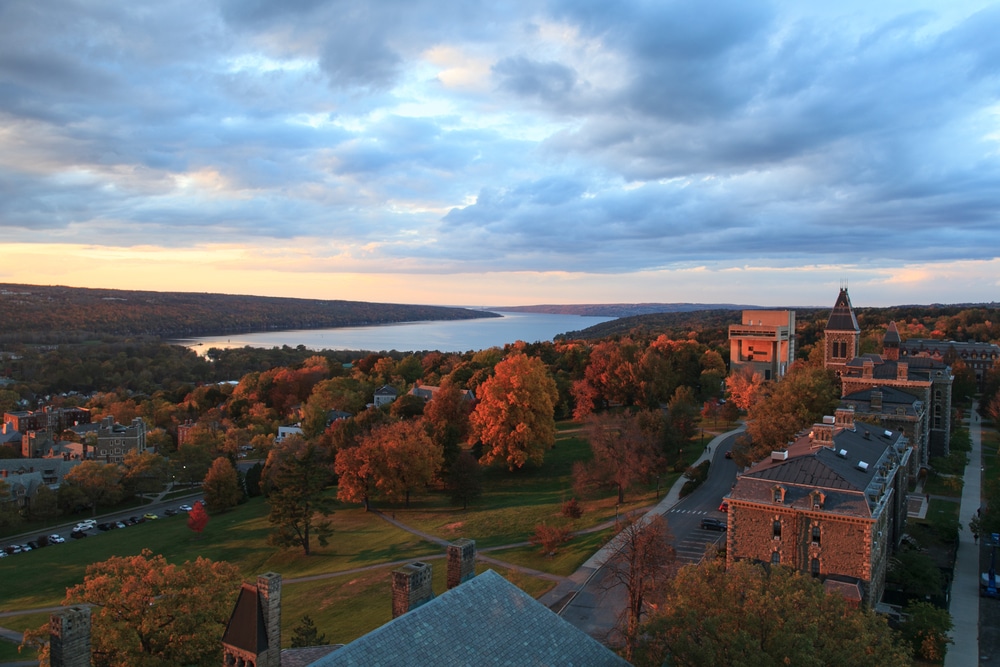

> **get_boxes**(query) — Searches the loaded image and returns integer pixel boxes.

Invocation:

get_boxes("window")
[773,487,785,503]
[771,551,780,565]
[811,558,820,577]
[773,520,782,539]
[811,525,820,545]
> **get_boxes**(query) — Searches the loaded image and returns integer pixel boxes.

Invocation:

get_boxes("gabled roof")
[374,385,398,396]
[825,288,860,333]
[842,385,922,406]
[222,584,268,654]
[308,570,630,667]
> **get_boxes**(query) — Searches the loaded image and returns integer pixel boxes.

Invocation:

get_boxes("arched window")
[811,557,820,577]
[773,519,782,539]
[811,525,821,545]
[771,551,780,565]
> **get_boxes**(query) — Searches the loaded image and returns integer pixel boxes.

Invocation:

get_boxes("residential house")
[373,385,398,408]
[407,383,475,403]
[275,425,304,444]
[726,408,910,607]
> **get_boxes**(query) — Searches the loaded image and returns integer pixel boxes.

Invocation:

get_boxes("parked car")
[97,522,112,531]
[164,508,178,517]
[49,534,65,544]
[70,530,88,539]
[0,550,7,558]
[700,518,727,531]
[724,450,733,459]
[718,501,729,513]
[26,541,39,550]
[179,504,193,512]
[127,516,140,525]
[4,545,22,554]
[143,513,159,520]
[115,521,127,529]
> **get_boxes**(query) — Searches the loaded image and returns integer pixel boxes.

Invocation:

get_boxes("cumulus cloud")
[0,0,997,300]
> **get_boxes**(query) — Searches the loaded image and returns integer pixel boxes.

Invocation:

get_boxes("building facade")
[824,290,953,458]
[728,310,796,381]
[901,338,1000,391]
[94,416,147,464]
[726,408,910,607]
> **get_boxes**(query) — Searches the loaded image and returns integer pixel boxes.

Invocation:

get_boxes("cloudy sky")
[2,1,999,308]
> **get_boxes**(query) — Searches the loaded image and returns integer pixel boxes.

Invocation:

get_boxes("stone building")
[94,416,147,464]
[726,408,910,607]
[840,385,926,472]
[824,290,953,457]
[222,572,283,667]
[3,406,90,434]
[728,309,796,380]
[901,338,1000,391]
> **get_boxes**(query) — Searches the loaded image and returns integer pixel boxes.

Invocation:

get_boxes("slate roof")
[902,339,1000,358]
[732,421,902,519]
[842,385,920,406]
[825,288,860,332]
[883,321,901,345]
[844,355,945,381]
[222,584,268,654]
[308,570,630,667]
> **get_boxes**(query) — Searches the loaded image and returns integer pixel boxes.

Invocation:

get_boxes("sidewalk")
[538,425,745,612]
[945,402,982,667]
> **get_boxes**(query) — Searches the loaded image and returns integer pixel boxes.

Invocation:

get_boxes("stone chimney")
[896,362,908,381]
[862,359,874,378]
[834,407,855,431]
[392,562,434,618]
[811,416,835,444]
[259,573,281,667]
[447,539,476,589]
[870,391,883,412]
[50,606,91,667]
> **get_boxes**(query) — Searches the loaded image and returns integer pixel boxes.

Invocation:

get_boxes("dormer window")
[810,490,825,510]
[773,486,786,504]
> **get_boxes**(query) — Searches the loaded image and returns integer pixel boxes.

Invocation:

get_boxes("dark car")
[97,522,112,531]
[164,508,179,517]
[700,518,727,531]
[70,530,88,539]
[724,450,733,459]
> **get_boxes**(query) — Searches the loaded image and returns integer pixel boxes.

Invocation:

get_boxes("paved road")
[544,427,745,641]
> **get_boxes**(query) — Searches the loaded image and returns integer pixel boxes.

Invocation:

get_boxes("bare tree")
[602,513,677,661]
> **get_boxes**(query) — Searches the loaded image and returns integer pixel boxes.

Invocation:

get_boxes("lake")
[179,311,615,354]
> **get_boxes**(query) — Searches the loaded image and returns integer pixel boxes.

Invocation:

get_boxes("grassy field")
[0,421,705,648]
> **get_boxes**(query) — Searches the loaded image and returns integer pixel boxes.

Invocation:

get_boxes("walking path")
[945,401,983,667]
[0,425,744,663]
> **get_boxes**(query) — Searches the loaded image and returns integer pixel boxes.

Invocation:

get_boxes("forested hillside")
[0,284,498,342]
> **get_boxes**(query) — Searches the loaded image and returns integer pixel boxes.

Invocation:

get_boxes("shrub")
[561,498,584,519]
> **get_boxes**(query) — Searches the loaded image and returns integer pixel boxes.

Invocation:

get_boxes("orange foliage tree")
[59,549,240,667]
[187,501,209,534]
[470,352,558,470]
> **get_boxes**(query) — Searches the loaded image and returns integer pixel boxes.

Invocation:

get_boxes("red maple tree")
[187,501,209,534]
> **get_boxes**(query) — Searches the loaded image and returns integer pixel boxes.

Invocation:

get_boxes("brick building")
[3,406,90,434]
[840,386,926,472]
[726,408,910,606]
[728,309,796,380]
[824,290,953,458]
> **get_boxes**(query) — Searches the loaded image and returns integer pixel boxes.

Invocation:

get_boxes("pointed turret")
[824,288,860,374]
[883,321,901,360]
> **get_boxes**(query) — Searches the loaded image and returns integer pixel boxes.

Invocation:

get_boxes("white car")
[49,534,66,544]
[179,504,193,512]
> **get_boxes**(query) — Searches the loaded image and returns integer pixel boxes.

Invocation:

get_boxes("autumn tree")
[422,378,474,469]
[447,451,483,509]
[0,481,22,531]
[530,523,571,556]
[59,461,123,516]
[57,549,240,667]
[899,601,953,663]
[724,367,765,412]
[335,444,377,511]
[604,514,676,661]
[187,500,209,534]
[738,362,839,466]
[300,377,367,437]
[202,457,243,512]
[29,484,61,521]
[574,411,663,503]
[263,435,334,555]
[471,352,558,470]
[121,450,170,498]
[635,559,911,667]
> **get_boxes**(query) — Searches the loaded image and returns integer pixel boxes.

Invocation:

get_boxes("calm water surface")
[180,311,614,354]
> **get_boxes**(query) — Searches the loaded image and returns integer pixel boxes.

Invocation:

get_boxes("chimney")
[50,606,91,667]
[862,359,874,378]
[392,562,434,618]
[870,391,883,412]
[258,572,281,667]
[835,407,855,431]
[447,539,476,589]
[896,362,908,381]
[812,418,835,444]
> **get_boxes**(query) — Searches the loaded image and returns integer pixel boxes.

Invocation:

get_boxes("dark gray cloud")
[0,0,997,286]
